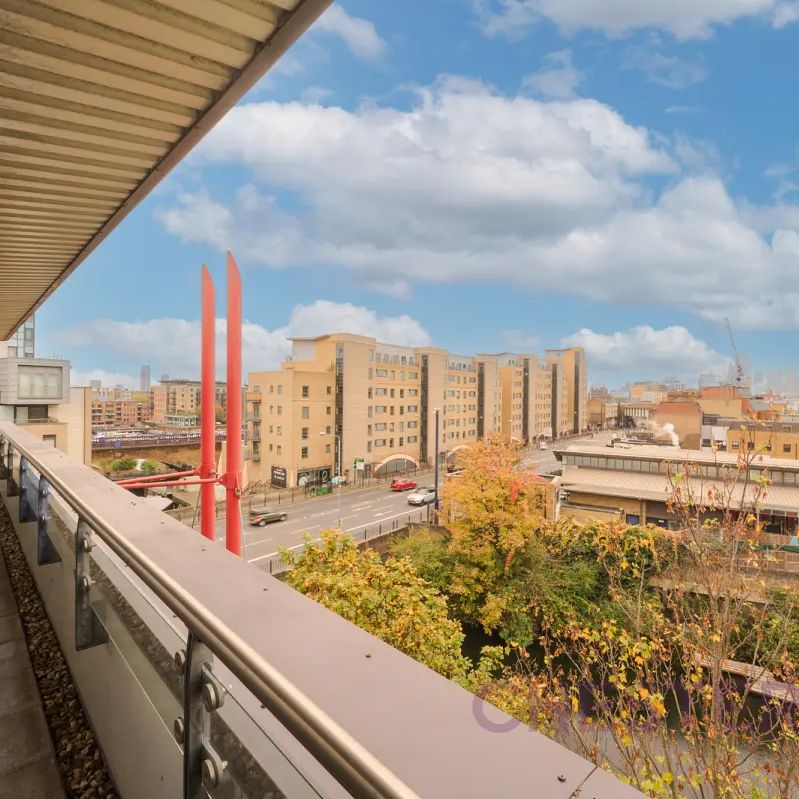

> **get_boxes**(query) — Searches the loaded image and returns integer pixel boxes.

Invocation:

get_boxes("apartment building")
[151,378,225,427]
[588,397,619,429]
[247,334,587,488]
[545,348,587,435]
[0,338,90,463]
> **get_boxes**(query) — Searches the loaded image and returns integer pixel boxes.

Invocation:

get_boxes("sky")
[37,0,799,389]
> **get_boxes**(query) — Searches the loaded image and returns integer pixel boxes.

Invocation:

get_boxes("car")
[248,507,288,526]
[539,442,549,450]
[407,487,437,506]
[391,478,417,491]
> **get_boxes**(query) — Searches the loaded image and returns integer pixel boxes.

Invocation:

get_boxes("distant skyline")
[34,2,799,388]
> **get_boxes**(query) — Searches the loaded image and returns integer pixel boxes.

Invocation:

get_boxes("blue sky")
[39,0,799,389]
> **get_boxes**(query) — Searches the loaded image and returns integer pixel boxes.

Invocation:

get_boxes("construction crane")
[725,317,744,387]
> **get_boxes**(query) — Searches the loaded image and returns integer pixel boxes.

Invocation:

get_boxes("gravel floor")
[0,506,118,799]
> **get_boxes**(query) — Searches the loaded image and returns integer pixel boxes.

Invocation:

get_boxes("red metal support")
[225,252,243,556]
[117,468,198,486]
[200,265,216,541]
[119,477,218,490]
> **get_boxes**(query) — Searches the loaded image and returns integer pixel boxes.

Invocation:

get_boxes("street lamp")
[320,430,342,528]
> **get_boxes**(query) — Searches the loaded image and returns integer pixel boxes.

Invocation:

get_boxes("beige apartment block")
[546,348,588,435]
[151,379,225,426]
[247,334,587,489]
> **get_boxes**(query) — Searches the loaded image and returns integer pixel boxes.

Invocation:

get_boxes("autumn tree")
[282,531,471,680]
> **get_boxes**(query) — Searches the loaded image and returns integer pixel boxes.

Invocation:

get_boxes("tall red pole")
[200,266,216,541]
[225,252,243,556]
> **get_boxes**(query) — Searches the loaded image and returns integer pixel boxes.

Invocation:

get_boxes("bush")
[110,457,137,473]
[140,460,158,475]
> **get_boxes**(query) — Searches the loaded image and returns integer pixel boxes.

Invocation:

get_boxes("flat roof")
[557,442,799,472]
[0,0,331,339]
[562,466,799,514]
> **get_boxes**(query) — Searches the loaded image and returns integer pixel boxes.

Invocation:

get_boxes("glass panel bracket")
[75,519,108,650]
[174,633,230,799]
[36,476,60,565]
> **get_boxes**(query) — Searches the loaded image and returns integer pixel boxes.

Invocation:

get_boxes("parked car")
[539,442,549,450]
[248,507,288,526]
[391,478,417,492]
[407,487,437,506]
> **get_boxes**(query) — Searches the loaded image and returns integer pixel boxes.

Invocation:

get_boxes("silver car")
[407,487,436,505]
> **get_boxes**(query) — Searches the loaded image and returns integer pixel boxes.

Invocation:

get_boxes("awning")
[0,0,331,338]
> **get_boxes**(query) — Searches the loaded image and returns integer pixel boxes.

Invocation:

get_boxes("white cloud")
[522,49,584,99]
[70,368,140,389]
[474,0,778,40]
[158,77,799,329]
[562,325,729,379]
[58,302,431,380]
[623,44,707,89]
[314,5,386,59]
[773,1,799,26]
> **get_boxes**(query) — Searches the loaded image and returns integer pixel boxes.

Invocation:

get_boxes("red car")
[391,478,417,492]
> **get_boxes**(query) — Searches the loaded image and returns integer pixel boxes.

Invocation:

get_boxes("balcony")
[0,420,637,798]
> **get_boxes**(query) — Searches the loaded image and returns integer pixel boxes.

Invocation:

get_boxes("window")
[326,385,332,395]
[407,435,418,443]
[702,438,712,447]
[408,371,418,379]
[325,444,331,454]
[368,388,373,399]
[390,389,395,398]
[368,425,372,436]
[326,406,331,415]
[732,440,740,449]
[276,426,282,436]
[390,406,395,415]
[389,438,394,447]
[326,425,331,434]
[301,427,309,439]
[269,385,274,394]
[301,406,309,419]
[375,439,386,447]
[407,421,418,429]
[17,366,62,399]
[407,389,418,396]
[399,406,404,415]
[301,447,308,459]
[276,445,282,455]
[747,441,755,450]
[626,514,640,525]
[785,444,792,454]
[375,388,387,396]
[407,405,418,413]
[277,406,282,415]
[269,444,273,452]
[765,442,772,452]
[375,423,387,431]
[375,405,386,413]
[302,385,309,398]
[277,385,283,394]
[376,369,387,377]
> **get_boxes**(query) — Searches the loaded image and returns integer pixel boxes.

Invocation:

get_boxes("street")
[207,479,438,566]
[204,431,614,569]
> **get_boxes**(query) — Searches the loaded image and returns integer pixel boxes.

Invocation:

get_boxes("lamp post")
[320,431,342,527]
[433,408,440,513]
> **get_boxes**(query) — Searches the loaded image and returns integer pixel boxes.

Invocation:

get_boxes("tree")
[474,447,799,798]
[283,532,471,680]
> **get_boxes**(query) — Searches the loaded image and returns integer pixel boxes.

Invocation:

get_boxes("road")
[205,431,615,569]
[207,479,437,566]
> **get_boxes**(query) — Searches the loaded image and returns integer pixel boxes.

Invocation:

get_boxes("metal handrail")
[0,423,418,799]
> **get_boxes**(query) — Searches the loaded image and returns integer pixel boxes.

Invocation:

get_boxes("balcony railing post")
[174,632,228,798]
[75,519,108,650]
[5,443,17,496]
[36,476,61,565]
[0,437,6,480]
[19,455,34,522]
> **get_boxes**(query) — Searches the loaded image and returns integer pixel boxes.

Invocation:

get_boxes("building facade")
[0,340,90,464]
[6,315,35,358]
[247,335,587,488]
[587,397,619,430]
[151,379,225,427]
[140,364,151,392]
[546,348,587,435]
